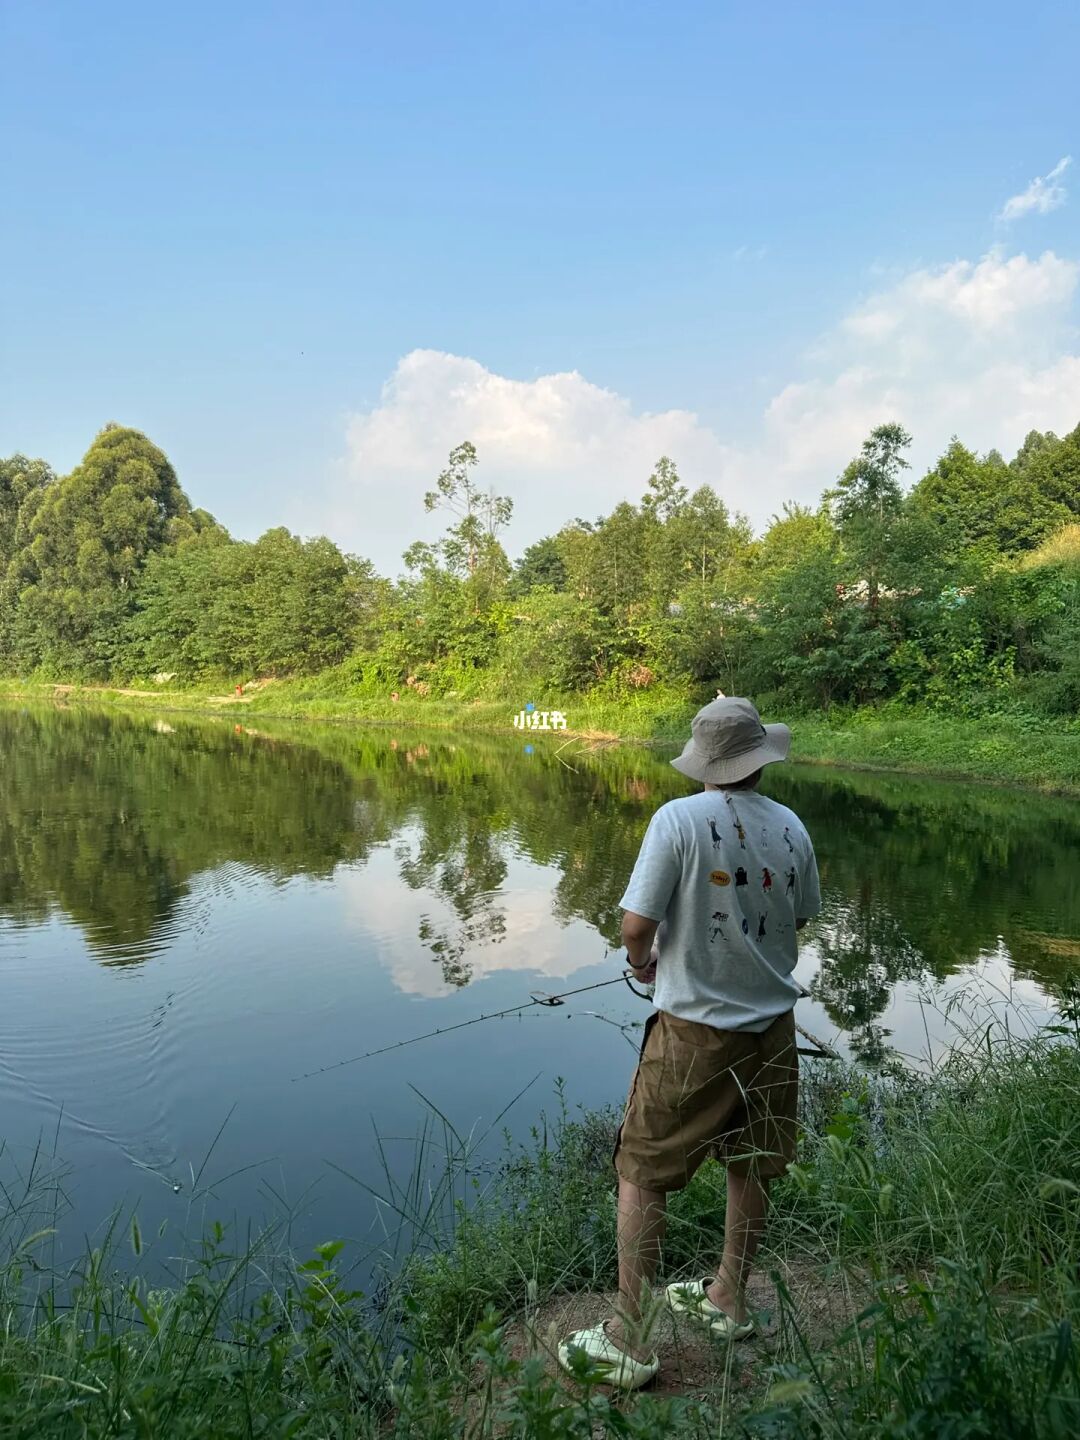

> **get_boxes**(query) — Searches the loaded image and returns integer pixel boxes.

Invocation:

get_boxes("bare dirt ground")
[43,679,280,706]
[499,1255,863,1409]
[50,682,180,699]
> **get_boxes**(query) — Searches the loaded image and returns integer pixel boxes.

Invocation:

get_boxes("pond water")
[2,705,1079,1271]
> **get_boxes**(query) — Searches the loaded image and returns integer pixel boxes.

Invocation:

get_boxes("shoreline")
[3,1027,1078,1430]
[2,678,1079,797]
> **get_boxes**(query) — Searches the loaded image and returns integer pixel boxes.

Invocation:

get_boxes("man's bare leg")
[708,1170,769,1322]
[606,1178,666,1360]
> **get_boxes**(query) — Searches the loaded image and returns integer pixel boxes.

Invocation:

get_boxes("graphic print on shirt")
[762,867,773,891]
[616,790,823,1032]
[707,816,723,849]
[724,793,747,848]
[786,866,796,894]
[760,826,769,848]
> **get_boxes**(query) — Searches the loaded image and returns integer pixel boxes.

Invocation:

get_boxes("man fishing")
[559,696,821,1390]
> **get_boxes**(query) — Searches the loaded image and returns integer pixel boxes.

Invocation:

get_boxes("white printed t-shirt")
[619,789,821,1032]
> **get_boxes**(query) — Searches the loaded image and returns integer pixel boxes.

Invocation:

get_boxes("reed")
[2,1003,1079,1435]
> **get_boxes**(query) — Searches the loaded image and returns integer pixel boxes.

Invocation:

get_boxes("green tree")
[7,426,195,676]
[753,503,835,577]
[1020,532,1080,714]
[641,455,688,523]
[909,438,1070,556]
[556,503,652,616]
[654,582,755,690]
[753,523,892,710]
[127,528,371,679]
[123,529,238,676]
[0,455,53,576]
[246,528,362,674]
[408,442,513,611]
[830,423,912,606]
[0,455,54,666]
[509,536,568,595]
[496,587,615,691]
[1012,423,1080,520]
[643,460,749,611]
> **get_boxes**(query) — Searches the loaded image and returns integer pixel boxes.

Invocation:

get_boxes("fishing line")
[292,970,652,1081]
[293,967,838,1082]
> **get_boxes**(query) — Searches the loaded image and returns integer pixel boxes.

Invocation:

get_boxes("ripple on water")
[0,916,195,1187]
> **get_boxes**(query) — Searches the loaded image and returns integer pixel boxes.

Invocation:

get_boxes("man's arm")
[622,911,659,974]
[618,806,680,985]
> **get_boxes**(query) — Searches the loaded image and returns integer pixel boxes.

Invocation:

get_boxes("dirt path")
[44,681,270,705]
[499,1256,861,1407]
[49,682,181,699]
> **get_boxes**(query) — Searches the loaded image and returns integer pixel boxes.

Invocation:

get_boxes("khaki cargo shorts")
[613,1008,798,1193]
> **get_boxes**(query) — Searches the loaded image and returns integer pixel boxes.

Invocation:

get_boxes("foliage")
[748,1266,1080,1439]
[1,417,1078,719]
[4,426,198,677]
[496,587,617,690]
[0,454,55,664]
[829,422,911,608]
[510,535,568,595]
[1014,423,1080,521]
[752,529,892,711]
[0,454,54,577]
[908,437,1072,557]
[404,441,513,614]
[125,526,378,679]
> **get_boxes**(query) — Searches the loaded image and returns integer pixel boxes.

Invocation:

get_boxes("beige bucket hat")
[670,697,791,785]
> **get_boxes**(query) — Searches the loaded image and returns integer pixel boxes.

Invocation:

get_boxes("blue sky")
[3,1,1078,572]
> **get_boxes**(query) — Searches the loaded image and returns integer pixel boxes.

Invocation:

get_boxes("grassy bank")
[4,1009,1080,1436]
[790,709,1080,794]
[3,674,1080,794]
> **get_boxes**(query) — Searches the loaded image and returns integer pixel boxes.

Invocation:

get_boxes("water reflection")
[771,767,1080,1061]
[1,706,1078,1063]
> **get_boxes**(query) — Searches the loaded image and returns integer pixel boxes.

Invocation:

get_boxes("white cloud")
[336,850,604,999]
[307,248,1080,568]
[329,351,735,567]
[759,250,1079,485]
[999,157,1072,222]
[844,251,1077,335]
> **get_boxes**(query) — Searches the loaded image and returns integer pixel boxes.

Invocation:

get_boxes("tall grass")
[2,1007,1079,1435]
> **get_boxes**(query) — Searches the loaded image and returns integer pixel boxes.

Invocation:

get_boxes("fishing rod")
[293,967,838,1082]
[292,970,651,1081]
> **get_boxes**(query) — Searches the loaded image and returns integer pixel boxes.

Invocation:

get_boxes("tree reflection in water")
[1,706,1078,1059]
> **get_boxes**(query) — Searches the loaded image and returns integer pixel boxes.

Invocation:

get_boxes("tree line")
[1,416,1078,715]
